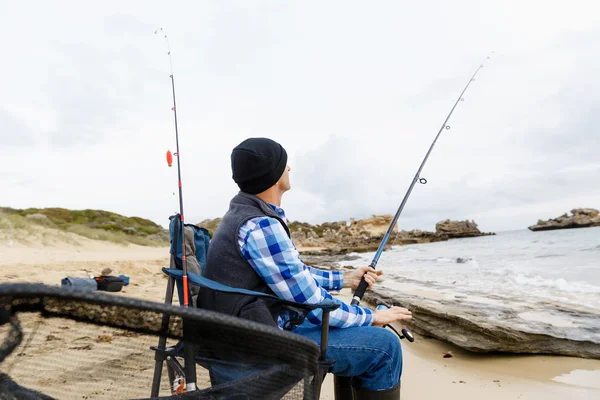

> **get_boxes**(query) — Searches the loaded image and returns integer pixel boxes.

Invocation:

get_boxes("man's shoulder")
[240,216,265,231]
[238,216,291,252]
[240,215,284,232]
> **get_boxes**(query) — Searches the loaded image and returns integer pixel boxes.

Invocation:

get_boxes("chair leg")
[151,276,176,397]
[183,321,197,391]
[312,310,336,399]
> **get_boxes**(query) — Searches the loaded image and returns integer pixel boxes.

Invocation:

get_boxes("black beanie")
[231,138,288,194]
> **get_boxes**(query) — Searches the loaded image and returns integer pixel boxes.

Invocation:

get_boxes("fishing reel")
[376,304,414,343]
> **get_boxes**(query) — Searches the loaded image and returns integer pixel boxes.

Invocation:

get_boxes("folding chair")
[150,214,340,399]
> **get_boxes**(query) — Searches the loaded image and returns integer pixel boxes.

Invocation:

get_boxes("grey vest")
[199,192,291,327]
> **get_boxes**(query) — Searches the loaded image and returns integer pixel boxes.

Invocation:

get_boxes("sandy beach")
[1,230,599,399]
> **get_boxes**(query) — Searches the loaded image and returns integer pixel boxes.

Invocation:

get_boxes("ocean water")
[346,226,600,311]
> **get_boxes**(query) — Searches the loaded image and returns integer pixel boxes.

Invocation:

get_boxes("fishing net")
[0,283,322,400]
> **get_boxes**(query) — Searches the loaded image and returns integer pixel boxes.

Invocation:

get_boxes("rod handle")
[351,279,368,305]
[350,261,377,305]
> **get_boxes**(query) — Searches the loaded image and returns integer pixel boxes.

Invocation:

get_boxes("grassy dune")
[0,207,169,247]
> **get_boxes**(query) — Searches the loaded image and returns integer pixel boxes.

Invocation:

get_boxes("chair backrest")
[168,214,211,307]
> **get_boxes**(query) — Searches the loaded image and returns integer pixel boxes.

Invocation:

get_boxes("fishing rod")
[156,28,190,308]
[155,28,199,394]
[351,55,491,307]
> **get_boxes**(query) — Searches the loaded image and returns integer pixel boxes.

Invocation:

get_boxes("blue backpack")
[168,214,211,306]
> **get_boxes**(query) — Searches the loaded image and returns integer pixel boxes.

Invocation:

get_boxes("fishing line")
[155,28,190,308]
[352,54,493,306]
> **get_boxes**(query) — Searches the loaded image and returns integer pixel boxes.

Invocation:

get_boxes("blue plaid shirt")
[238,204,374,329]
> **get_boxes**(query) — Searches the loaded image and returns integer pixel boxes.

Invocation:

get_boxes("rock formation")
[435,219,489,238]
[528,208,600,231]
[198,214,494,254]
[347,215,397,236]
[363,285,600,359]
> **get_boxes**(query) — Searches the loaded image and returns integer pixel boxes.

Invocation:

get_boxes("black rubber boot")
[352,382,401,400]
[334,376,355,400]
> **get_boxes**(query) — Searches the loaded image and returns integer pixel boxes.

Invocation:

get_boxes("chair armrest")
[162,268,340,313]
[162,268,338,385]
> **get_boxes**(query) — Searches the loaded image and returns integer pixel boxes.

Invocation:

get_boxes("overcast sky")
[1,0,599,233]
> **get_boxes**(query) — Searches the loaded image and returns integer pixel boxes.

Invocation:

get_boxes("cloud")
[44,19,162,147]
[0,109,36,147]
[1,1,599,233]
[286,25,600,232]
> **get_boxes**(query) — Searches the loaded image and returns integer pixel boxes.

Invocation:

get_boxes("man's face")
[278,165,291,192]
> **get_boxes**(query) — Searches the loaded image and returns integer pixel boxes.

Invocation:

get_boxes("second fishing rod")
[351,56,491,308]
[157,28,190,308]
[156,28,198,393]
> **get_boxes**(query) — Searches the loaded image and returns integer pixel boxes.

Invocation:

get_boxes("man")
[201,137,412,399]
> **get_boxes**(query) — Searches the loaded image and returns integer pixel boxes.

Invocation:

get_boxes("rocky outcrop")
[348,215,396,236]
[390,219,494,245]
[528,208,600,231]
[364,285,600,359]
[435,219,492,238]
[198,214,494,255]
[393,229,441,245]
[289,215,400,253]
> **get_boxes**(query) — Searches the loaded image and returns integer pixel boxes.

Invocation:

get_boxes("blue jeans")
[209,322,402,391]
[293,321,402,391]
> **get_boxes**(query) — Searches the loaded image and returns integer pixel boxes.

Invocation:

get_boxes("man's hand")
[372,306,412,327]
[344,266,383,290]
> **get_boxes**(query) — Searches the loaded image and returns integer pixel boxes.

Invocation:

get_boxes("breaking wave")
[489,267,600,295]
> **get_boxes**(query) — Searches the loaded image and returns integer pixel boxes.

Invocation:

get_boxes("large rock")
[435,219,488,238]
[392,229,445,245]
[528,208,600,231]
[364,285,600,359]
[347,215,397,236]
